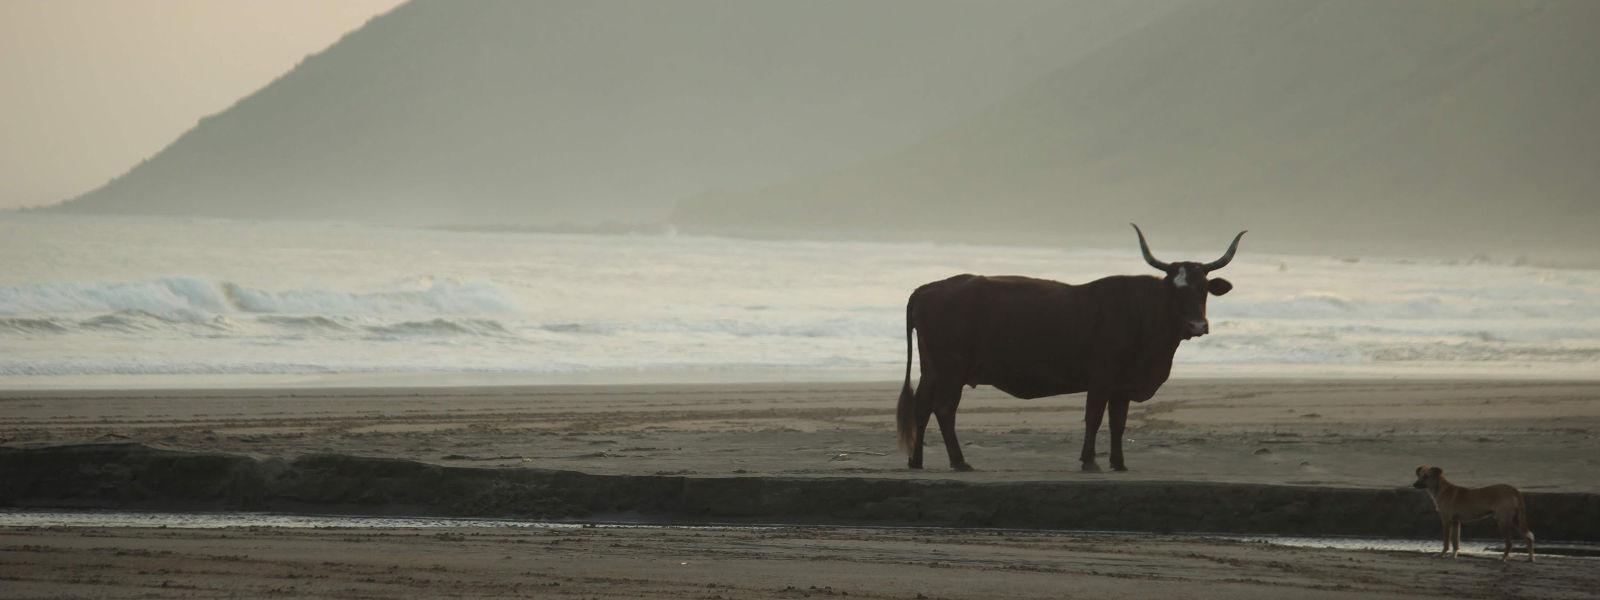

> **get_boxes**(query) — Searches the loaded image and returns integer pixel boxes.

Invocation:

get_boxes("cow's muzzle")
[1187,320,1209,337]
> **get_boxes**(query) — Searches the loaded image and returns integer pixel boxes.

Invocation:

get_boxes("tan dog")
[1412,465,1534,562]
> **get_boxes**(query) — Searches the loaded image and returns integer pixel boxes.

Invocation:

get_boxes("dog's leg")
[1452,520,1462,558]
[1446,518,1459,560]
[1501,523,1513,562]
[1517,498,1536,563]
[1498,510,1518,562]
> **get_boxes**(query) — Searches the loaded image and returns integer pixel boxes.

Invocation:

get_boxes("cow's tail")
[896,294,918,455]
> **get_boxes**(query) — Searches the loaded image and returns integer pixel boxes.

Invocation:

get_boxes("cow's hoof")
[908,460,923,470]
[1111,464,1128,472]
[1081,461,1101,472]
[951,462,975,472]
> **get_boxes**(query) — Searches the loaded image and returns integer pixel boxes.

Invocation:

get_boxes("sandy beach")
[3,379,1598,599]
[3,379,1596,491]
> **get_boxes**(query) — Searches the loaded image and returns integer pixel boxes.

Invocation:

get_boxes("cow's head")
[1131,224,1245,340]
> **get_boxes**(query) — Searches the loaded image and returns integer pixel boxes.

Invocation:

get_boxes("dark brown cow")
[896,224,1245,472]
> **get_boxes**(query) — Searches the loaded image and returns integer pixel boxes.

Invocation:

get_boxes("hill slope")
[50,0,1174,226]
[678,0,1600,258]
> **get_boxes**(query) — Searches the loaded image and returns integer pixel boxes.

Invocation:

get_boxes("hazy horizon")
[0,0,402,210]
[15,0,1594,262]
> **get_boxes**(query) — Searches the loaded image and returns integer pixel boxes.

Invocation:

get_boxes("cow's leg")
[1108,394,1131,472]
[933,385,972,471]
[908,378,937,469]
[1081,390,1108,471]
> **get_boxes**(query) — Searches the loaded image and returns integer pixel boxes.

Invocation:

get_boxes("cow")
[896,224,1245,472]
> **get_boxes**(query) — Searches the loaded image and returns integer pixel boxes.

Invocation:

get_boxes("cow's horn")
[1130,223,1172,272]
[1202,231,1248,271]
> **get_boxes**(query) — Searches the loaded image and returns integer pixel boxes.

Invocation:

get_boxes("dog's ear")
[1429,466,1442,477]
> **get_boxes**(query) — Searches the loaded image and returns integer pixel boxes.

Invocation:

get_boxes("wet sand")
[2,524,1593,600]
[3,379,1597,491]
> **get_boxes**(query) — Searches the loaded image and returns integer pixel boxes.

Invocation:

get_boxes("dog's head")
[1413,465,1443,490]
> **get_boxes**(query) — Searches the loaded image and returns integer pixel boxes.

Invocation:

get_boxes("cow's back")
[908,274,1178,400]
[910,275,1093,396]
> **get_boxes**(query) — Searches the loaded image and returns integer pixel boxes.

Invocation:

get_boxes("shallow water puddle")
[1232,535,1563,557]
[2,509,1590,559]
[0,510,582,530]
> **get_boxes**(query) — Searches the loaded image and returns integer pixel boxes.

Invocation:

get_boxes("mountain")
[48,0,1176,226]
[676,0,1600,258]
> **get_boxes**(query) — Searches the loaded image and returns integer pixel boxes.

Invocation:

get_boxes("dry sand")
[2,379,1596,491]
[2,379,1598,599]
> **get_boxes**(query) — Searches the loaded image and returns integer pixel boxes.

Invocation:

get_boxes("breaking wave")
[0,277,523,343]
[0,277,517,318]
[222,281,516,315]
[0,317,70,335]
[1213,293,1599,321]
[254,315,352,331]
[363,319,514,338]
[78,309,233,333]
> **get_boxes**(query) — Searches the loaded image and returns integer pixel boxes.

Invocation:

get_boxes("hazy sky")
[0,0,403,210]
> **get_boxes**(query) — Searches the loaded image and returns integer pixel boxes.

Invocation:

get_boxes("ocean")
[2,214,1596,387]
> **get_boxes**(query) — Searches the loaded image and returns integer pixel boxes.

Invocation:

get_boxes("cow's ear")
[1207,278,1233,296]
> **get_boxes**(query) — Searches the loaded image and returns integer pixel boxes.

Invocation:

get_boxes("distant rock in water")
[47,0,1167,228]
